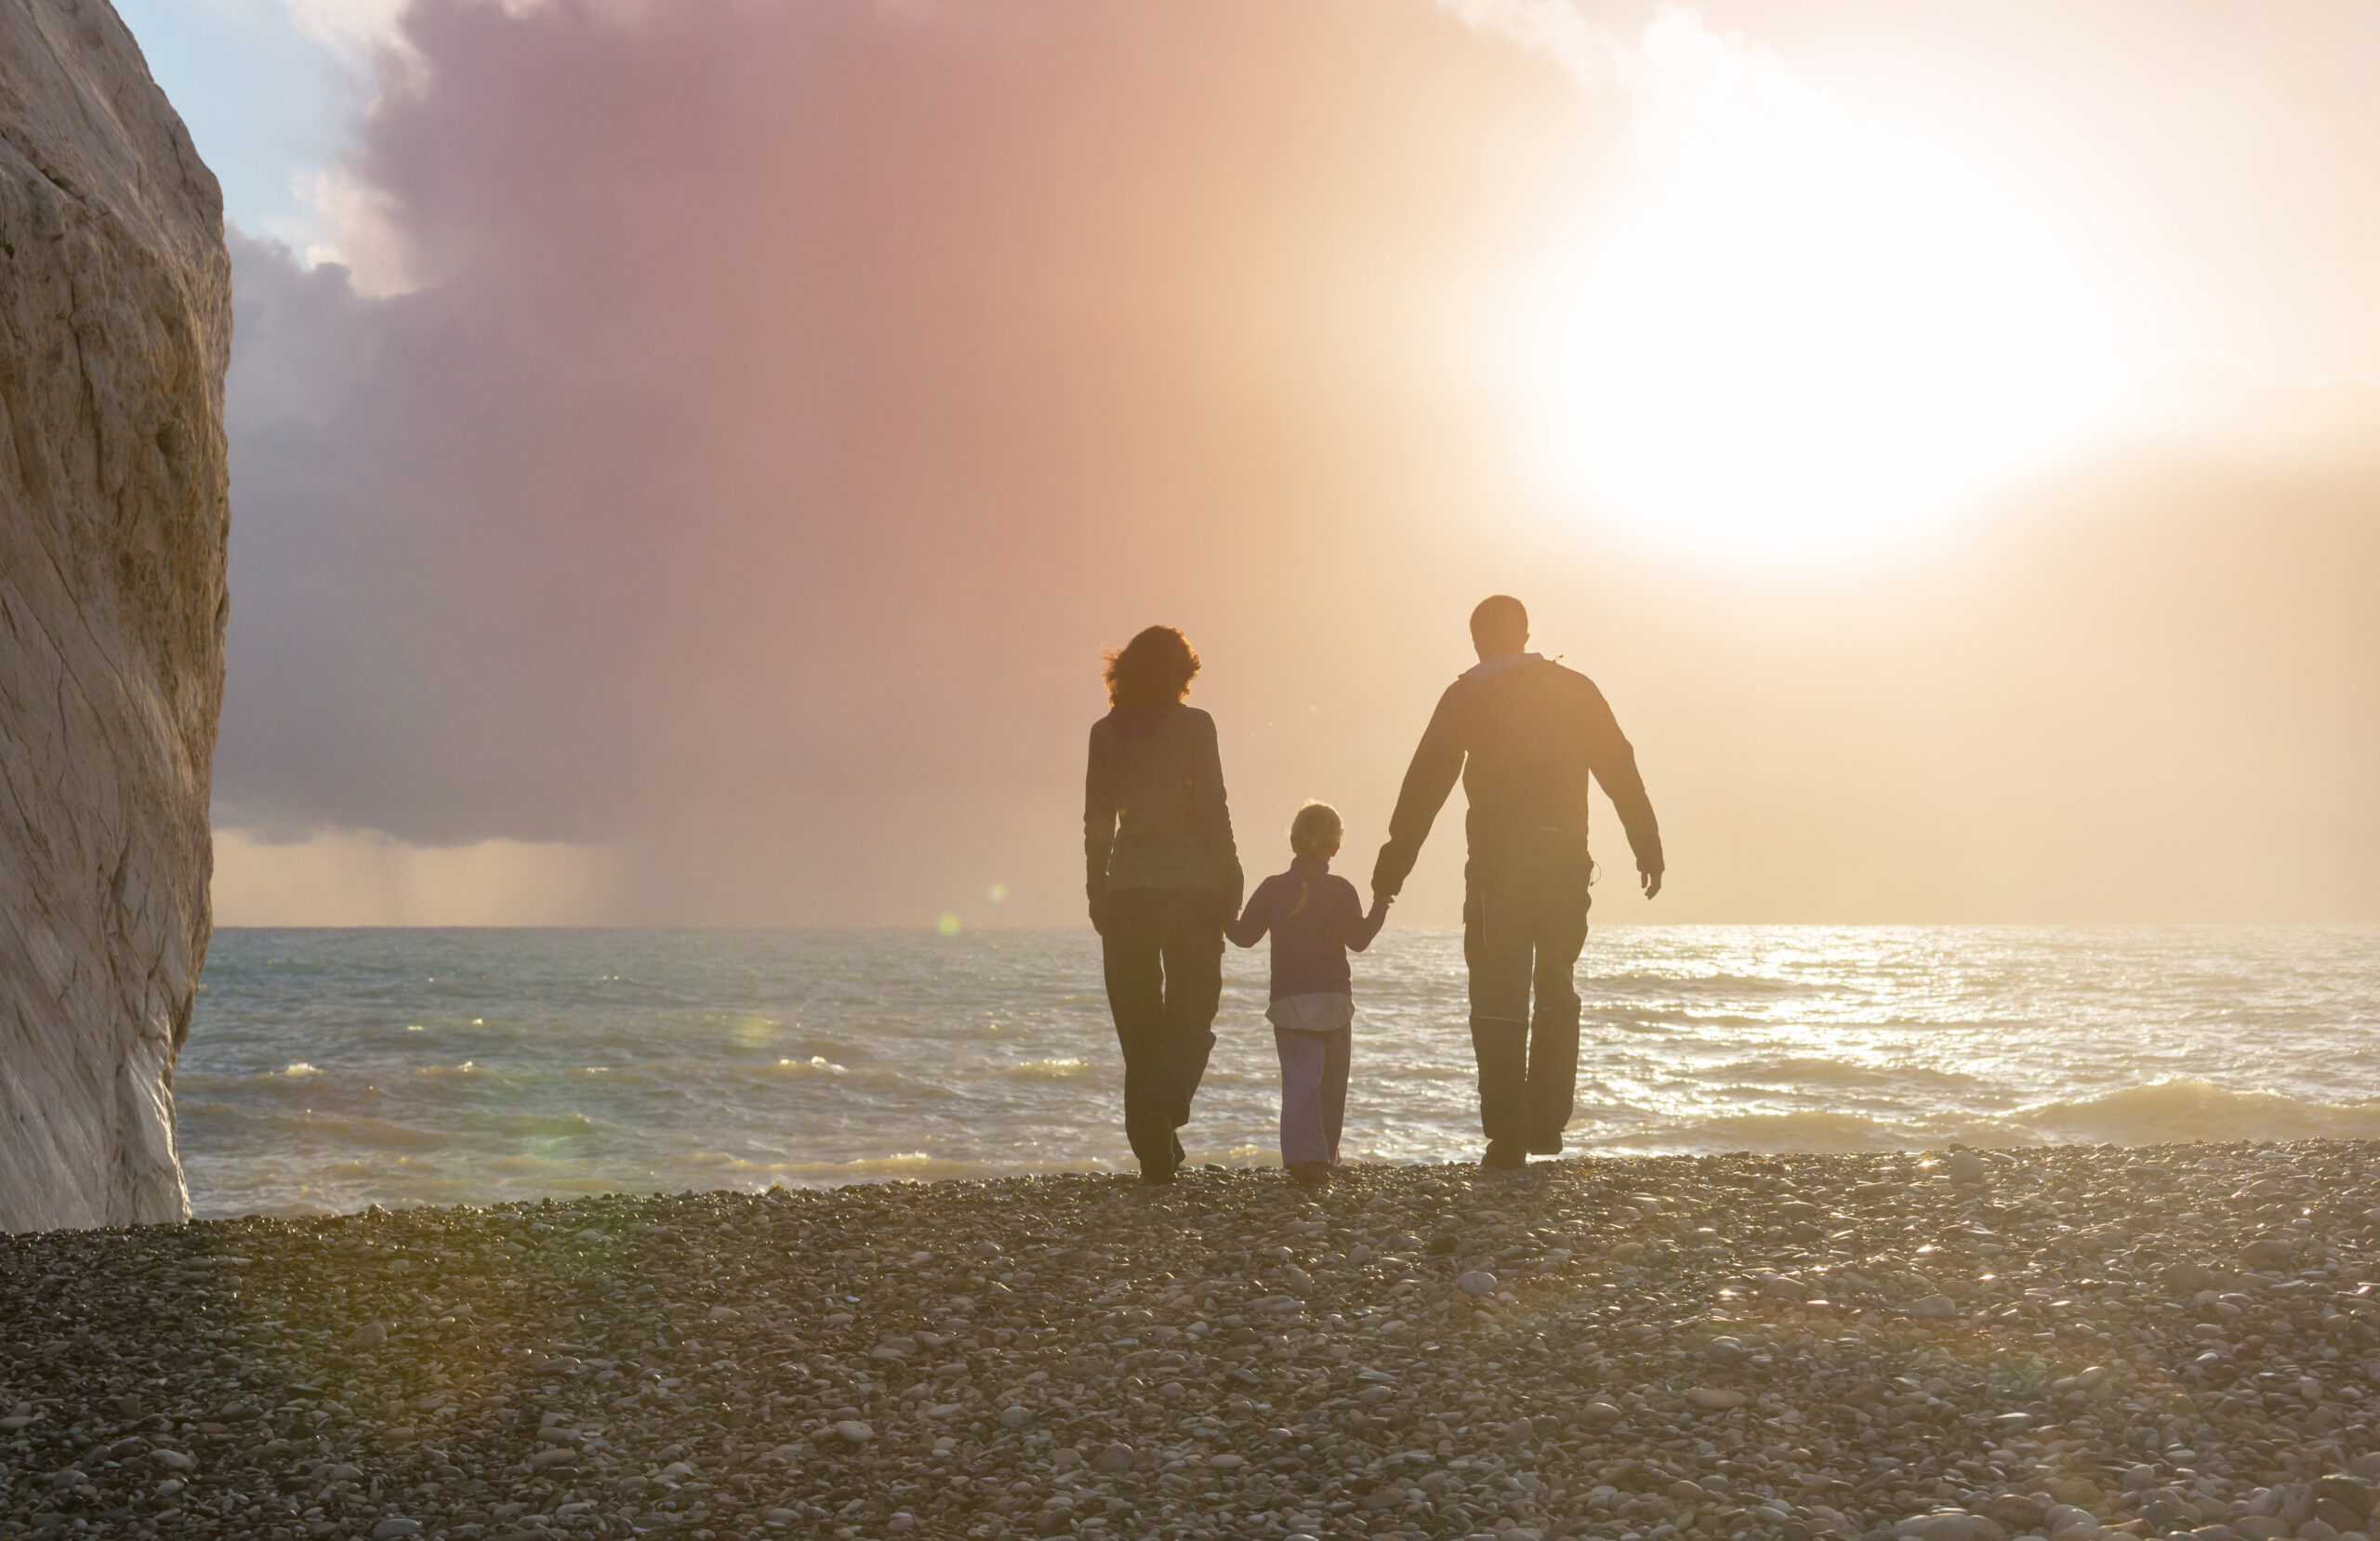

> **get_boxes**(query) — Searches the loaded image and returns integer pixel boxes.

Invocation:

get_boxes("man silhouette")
[1372,596,1663,1170]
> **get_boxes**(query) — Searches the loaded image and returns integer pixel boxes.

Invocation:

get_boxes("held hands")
[1640,868,1663,901]
[1087,894,1109,936]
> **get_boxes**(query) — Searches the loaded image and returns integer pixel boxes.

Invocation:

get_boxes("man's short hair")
[1470,595,1528,650]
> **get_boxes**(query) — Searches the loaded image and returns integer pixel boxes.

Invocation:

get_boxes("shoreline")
[5,1142,2378,1541]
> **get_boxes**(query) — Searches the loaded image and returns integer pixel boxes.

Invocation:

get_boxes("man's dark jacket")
[1372,654,1661,898]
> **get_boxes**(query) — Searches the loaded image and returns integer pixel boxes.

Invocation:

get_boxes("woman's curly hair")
[1103,626,1201,709]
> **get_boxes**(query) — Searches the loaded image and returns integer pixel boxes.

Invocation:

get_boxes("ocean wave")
[181,1111,451,1150]
[1686,1056,1978,1092]
[493,1109,602,1137]
[1363,1061,1474,1083]
[1580,970,1823,997]
[1002,1059,1093,1081]
[692,1151,1115,1184]
[1996,1078,2380,1147]
[1609,1109,1916,1154]
[177,926,2380,1215]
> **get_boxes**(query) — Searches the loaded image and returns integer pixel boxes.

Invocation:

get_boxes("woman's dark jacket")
[1083,705,1244,914]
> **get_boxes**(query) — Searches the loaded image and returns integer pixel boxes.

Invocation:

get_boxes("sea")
[178,926,2380,1219]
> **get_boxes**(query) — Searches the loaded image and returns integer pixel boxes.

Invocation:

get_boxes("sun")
[1508,20,2122,557]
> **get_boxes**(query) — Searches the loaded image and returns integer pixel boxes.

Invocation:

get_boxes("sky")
[119,0,2380,928]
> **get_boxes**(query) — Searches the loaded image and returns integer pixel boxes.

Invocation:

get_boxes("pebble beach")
[7,1142,2380,1541]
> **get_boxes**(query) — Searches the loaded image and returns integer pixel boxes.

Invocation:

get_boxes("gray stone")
[0,0,231,1233]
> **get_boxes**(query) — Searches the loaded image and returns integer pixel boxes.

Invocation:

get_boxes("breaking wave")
[1995,1078,2380,1147]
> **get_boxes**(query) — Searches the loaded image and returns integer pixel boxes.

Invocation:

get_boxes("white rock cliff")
[0,0,229,1229]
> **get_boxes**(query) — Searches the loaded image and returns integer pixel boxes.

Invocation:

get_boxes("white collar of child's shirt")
[1462,651,1542,682]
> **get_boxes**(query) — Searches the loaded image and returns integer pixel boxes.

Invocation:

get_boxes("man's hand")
[1088,895,1109,936]
[1640,868,1663,901]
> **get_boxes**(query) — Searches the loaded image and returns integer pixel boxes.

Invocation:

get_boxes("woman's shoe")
[1288,1161,1330,1187]
[1140,1163,1175,1186]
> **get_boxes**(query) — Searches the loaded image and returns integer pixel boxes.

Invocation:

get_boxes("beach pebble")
[370,1521,422,1539]
[9,1146,2380,1541]
[1989,1495,2050,1531]
[2317,1478,2374,1522]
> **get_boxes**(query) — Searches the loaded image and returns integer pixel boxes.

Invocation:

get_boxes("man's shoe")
[1288,1161,1330,1188]
[1139,1163,1175,1186]
[1482,1140,1527,1171]
[1172,1134,1186,1169]
[1527,1135,1564,1155]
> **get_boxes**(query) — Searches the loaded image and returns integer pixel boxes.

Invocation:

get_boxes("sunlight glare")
[1513,13,2122,556]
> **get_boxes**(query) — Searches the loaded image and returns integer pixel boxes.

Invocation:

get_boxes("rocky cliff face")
[0,0,229,1230]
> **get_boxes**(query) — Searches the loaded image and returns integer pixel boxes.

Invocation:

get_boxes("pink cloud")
[220,0,2380,924]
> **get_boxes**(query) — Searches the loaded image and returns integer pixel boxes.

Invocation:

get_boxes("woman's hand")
[1088,895,1109,936]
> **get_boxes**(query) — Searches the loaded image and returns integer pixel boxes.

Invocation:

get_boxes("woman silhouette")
[1082,626,1244,1184]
